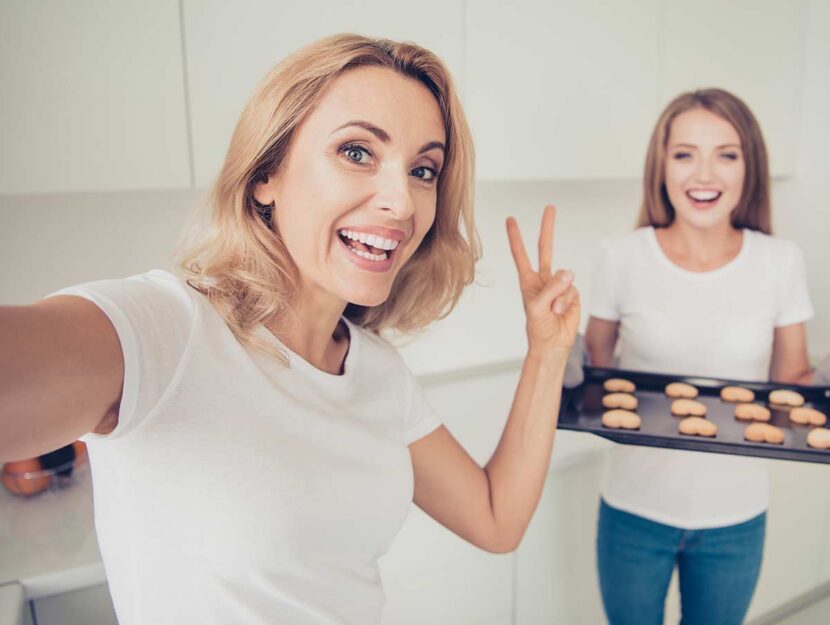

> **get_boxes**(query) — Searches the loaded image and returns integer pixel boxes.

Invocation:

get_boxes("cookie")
[789,407,827,427]
[744,423,785,445]
[720,386,755,403]
[734,403,771,422]
[601,409,641,430]
[678,417,718,437]
[602,393,639,410]
[806,428,830,450]
[603,378,636,394]
[670,398,707,417]
[665,382,699,399]
[769,389,805,408]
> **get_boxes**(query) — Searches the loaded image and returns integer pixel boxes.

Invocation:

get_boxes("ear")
[252,172,277,206]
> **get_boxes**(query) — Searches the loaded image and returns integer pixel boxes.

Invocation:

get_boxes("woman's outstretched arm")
[0,296,123,461]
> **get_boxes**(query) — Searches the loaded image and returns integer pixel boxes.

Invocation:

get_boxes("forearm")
[483,347,567,550]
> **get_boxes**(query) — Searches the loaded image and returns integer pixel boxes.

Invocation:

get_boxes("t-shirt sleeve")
[775,243,814,327]
[588,239,621,321]
[48,271,195,442]
[402,368,441,445]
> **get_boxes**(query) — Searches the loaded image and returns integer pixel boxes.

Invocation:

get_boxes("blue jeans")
[597,499,765,625]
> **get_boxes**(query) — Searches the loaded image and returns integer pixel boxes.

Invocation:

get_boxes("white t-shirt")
[590,227,813,529]
[52,270,441,625]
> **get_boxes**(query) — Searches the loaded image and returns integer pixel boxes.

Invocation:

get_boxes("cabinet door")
[660,0,808,177]
[184,0,466,187]
[0,1,191,195]
[515,459,607,625]
[466,0,661,181]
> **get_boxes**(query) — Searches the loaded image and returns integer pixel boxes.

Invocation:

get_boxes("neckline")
[258,317,359,385]
[646,226,750,279]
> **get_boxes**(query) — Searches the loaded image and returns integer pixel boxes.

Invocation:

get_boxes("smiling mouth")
[337,229,400,262]
[686,190,722,204]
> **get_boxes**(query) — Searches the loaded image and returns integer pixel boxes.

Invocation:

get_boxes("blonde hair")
[637,88,771,234]
[178,34,479,357]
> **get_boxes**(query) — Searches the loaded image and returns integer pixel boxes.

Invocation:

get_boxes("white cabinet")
[745,460,830,619]
[467,0,808,181]
[0,0,191,195]
[659,0,808,177]
[515,458,607,625]
[466,0,661,181]
[183,0,466,188]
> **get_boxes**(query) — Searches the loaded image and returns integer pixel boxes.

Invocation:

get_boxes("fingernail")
[562,270,574,283]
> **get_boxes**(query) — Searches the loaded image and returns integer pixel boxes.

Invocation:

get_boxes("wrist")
[526,344,570,372]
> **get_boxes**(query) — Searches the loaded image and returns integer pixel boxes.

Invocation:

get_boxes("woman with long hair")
[586,88,814,625]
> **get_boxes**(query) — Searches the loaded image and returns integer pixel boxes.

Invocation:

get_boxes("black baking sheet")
[558,366,830,464]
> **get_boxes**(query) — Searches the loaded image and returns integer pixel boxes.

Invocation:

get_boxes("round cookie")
[678,417,718,437]
[603,378,636,394]
[790,407,827,427]
[769,389,805,408]
[806,428,830,450]
[670,398,707,417]
[665,382,699,399]
[720,386,755,403]
[744,423,785,445]
[734,403,771,422]
[602,393,639,411]
[601,409,641,430]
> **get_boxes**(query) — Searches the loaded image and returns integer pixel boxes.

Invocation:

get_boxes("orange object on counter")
[2,458,52,496]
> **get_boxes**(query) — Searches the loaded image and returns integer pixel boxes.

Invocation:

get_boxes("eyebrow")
[333,120,445,155]
[670,142,741,150]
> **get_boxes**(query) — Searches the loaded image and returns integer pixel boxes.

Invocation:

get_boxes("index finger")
[506,216,533,280]
[538,205,556,277]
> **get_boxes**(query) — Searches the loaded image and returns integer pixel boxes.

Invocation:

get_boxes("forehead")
[300,66,446,145]
[669,108,740,145]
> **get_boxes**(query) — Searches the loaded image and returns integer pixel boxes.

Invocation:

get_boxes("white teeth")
[338,230,400,250]
[688,190,720,201]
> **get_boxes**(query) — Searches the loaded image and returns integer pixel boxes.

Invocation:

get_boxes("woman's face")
[663,108,746,231]
[255,66,446,308]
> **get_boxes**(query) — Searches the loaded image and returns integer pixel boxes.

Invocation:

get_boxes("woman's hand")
[506,205,580,355]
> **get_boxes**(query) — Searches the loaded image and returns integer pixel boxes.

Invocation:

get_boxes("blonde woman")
[586,89,814,625]
[0,35,579,625]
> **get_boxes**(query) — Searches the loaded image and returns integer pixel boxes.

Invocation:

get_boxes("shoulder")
[52,269,199,332]
[745,230,803,263]
[599,227,652,254]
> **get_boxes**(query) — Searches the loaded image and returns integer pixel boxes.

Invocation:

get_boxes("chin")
[343,287,392,308]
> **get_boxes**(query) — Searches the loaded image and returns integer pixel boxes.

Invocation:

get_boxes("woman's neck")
[655,220,744,272]
[265,284,350,375]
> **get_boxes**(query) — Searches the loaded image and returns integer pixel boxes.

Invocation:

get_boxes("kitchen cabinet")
[466,0,807,181]
[659,0,808,177]
[0,0,190,195]
[183,0,466,187]
[465,0,661,181]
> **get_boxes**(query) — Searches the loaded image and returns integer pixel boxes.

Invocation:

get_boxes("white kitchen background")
[1,1,829,624]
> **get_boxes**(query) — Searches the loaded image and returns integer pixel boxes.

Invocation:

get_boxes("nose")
[373,164,415,221]
[693,154,715,183]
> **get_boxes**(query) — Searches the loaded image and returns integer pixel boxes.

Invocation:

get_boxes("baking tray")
[558,366,830,464]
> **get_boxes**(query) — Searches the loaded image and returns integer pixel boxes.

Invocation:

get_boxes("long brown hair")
[178,34,479,358]
[637,88,771,234]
